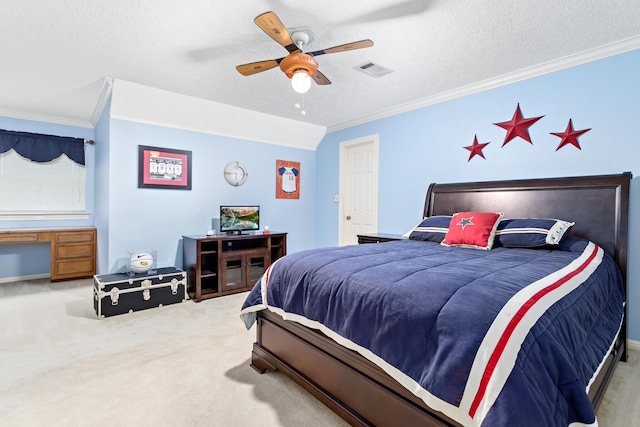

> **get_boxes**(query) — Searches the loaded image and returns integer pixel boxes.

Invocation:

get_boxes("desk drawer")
[54,258,95,277]
[0,232,40,244]
[56,231,95,243]
[55,242,94,258]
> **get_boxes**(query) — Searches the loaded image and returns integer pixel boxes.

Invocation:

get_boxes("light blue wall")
[101,119,316,273]
[0,116,95,279]
[317,49,640,340]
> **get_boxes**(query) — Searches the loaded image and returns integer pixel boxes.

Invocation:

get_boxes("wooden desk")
[0,228,97,281]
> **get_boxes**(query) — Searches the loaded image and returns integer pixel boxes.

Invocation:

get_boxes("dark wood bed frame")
[249,173,632,426]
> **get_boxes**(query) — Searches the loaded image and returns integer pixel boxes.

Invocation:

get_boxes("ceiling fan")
[236,11,374,93]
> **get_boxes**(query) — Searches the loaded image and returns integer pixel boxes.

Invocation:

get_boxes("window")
[0,130,88,220]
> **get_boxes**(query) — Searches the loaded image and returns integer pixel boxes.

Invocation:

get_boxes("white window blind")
[0,149,87,219]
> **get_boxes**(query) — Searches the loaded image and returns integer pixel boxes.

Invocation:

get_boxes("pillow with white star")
[441,211,504,250]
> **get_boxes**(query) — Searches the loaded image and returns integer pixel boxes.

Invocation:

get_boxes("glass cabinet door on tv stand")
[182,232,287,302]
[220,249,268,293]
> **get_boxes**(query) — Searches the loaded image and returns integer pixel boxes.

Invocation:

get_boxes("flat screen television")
[220,205,260,234]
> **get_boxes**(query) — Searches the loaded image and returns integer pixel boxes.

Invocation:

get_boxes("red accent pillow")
[441,211,504,250]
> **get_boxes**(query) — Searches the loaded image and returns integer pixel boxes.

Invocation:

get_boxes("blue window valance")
[0,129,86,166]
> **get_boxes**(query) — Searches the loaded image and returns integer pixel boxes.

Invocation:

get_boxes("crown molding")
[0,107,94,129]
[0,78,112,130]
[327,35,640,133]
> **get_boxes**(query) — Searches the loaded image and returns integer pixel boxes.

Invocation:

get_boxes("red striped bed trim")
[468,244,599,418]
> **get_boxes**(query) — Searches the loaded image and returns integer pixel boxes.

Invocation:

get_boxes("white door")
[339,135,379,245]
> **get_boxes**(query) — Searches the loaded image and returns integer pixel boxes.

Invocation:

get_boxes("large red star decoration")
[550,119,591,151]
[494,104,544,146]
[464,135,491,161]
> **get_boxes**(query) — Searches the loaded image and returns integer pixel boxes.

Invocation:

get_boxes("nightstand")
[357,233,406,244]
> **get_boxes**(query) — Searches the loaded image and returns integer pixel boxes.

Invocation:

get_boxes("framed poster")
[138,145,192,190]
[276,160,300,199]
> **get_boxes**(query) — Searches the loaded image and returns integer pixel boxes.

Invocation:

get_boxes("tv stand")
[182,232,287,302]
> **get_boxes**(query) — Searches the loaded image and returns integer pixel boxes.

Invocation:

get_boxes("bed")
[240,173,631,427]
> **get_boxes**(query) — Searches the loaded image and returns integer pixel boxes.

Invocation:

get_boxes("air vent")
[354,62,394,78]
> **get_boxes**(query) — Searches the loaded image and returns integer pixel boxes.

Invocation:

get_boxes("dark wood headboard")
[423,173,631,287]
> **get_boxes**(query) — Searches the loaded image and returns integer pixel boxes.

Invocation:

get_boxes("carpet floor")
[0,278,638,426]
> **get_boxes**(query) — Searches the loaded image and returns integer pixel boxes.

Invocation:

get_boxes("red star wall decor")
[494,104,544,146]
[464,135,491,161]
[550,119,591,151]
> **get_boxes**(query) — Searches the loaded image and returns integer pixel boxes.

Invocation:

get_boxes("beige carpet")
[0,278,638,427]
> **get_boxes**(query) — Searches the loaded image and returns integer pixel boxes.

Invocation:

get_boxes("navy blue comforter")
[240,238,624,427]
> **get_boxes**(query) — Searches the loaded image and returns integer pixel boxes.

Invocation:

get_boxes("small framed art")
[138,145,192,190]
[276,159,300,199]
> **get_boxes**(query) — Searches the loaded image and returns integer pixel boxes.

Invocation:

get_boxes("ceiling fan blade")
[308,39,374,57]
[311,70,331,86]
[254,11,300,54]
[236,58,282,76]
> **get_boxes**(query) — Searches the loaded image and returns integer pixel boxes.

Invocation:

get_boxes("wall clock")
[224,161,248,186]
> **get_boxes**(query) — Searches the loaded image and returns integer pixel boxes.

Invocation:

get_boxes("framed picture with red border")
[276,160,300,199]
[138,145,192,190]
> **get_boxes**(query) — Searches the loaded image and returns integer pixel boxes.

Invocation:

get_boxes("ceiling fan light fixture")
[291,70,312,94]
[280,52,318,93]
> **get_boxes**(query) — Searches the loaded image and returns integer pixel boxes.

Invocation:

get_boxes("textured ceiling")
[2,1,640,131]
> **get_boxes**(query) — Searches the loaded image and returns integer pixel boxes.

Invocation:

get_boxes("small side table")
[357,233,406,244]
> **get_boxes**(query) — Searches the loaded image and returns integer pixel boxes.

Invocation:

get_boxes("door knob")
[346,215,352,220]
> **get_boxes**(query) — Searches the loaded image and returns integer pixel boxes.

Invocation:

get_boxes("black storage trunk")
[93,267,188,318]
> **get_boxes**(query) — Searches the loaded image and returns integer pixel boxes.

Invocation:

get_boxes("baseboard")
[0,273,50,284]
[628,339,640,352]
